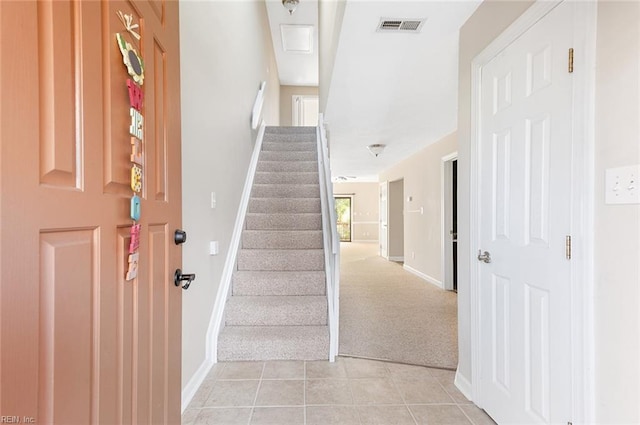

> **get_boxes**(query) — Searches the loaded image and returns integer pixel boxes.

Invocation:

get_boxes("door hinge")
[568,48,574,73]
[565,235,572,260]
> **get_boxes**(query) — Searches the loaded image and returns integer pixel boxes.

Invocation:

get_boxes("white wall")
[593,1,640,422]
[318,0,347,112]
[457,1,640,422]
[379,132,457,286]
[179,1,280,388]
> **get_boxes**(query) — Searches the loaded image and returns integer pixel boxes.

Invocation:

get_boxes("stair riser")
[246,214,321,230]
[237,250,325,271]
[232,272,326,296]
[264,133,316,144]
[242,231,323,249]
[254,172,319,185]
[218,326,329,361]
[260,151,317,162]
[252,184,320,198]
[263,142,316,152]
[247,198,320,214]
[266,126,316,135]
[225,298,327,326]
[257,161,317,172]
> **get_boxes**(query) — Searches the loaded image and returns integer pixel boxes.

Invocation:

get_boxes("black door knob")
[174,229,187,245]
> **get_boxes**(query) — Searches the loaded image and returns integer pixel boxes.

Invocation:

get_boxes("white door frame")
[468,1,596,422]
[441,152,458,291]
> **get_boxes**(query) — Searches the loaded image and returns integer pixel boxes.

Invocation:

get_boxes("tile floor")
[182,357,496,425]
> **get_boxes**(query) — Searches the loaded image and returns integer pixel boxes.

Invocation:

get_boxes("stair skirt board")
[217,126,330,362]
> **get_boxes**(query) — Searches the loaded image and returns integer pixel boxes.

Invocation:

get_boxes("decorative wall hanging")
[130,138,143,165]
[118,11,145,282]
[131,164,143,193]
[129,224,141,253]
[129,108,144,140]
[125,252,139,280]
[130,195,141,221]
[116,33,145,85]
[127,79,144,110]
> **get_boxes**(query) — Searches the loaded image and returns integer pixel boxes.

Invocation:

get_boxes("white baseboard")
[351,239,378,243]
[389,256,404,262]
[402,264,443,289]
[181,357,214,413]
[454,369,473,403]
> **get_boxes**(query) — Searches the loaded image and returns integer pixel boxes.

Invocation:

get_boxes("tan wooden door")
[0,1,182,423]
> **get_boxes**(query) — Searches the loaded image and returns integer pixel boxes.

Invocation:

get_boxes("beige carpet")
[339,242,458,370]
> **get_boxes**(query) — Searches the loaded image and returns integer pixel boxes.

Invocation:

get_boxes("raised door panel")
[39,229,98,424]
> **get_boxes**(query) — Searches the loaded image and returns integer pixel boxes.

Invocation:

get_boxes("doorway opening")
[388,179,405,262]
[292,95,319,126]
[335,196,352,242]
[442,153,458,292]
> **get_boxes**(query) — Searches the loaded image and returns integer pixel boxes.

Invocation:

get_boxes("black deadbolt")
[174,229,187,245]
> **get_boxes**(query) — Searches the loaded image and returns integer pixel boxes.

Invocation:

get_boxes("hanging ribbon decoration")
[116,10,141,41]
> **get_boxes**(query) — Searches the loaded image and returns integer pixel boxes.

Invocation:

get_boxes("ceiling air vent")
[377,18,426,33]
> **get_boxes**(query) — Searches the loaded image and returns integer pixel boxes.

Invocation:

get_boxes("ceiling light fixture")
[367,144,386,157]
[282,0,299,15]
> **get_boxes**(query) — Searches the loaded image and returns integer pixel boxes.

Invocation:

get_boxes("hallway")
[182,357,495,424]
[339,242,458,369]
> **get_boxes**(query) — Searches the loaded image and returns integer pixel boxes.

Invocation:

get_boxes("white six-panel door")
[477,2,574,423]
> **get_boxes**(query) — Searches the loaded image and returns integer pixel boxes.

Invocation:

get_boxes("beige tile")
[203,363,224,382]
[429,368,457,384]
[204,380,260,407]
[306,379,353,405]
[188,379,217,408]
[386,362,435,380]
[441,380,473,404]
[305,359,348,379]
[409,405,472,425]
[357,405,416,425]
[343,357,390,378]
[459,405,497,425]
[394,378,454,404]
[306,406,360,425]
[194,407,252,425]
[250,407,304,424]
[255,380,304,406]
[262,361,305,379]
[181,407,200,425]
[219,362,265,380]
[349,378,404,405]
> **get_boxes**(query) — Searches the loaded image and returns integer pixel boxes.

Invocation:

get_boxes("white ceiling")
[266,0,482,181]
[265,0,319,86]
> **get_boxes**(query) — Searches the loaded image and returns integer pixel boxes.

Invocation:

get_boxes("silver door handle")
[477,250,491,263]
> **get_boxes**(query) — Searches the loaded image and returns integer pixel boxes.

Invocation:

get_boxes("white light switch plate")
[605,165,640,205]
[211,192,217,209]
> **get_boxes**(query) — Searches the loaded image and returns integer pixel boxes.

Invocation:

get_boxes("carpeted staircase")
[217,126,329,361]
